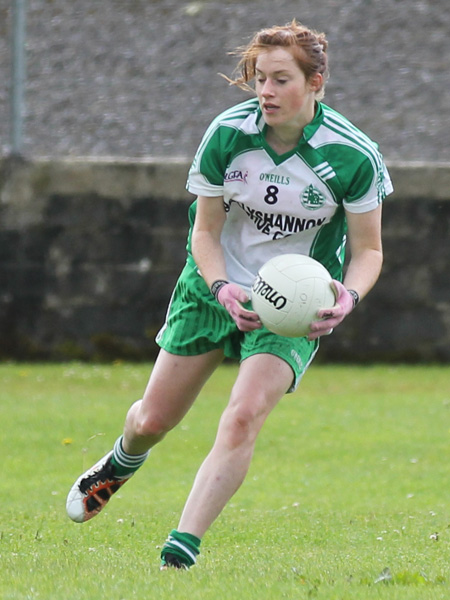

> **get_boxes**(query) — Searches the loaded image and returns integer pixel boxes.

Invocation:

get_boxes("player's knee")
[220,394,268,449]
[133,411,172,440]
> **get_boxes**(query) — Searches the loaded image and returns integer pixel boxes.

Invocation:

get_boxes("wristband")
[347,289,360,308]
[210,279,229,301]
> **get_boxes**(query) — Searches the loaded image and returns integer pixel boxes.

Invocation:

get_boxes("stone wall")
[2,0,450,163]
[0,158,449,362]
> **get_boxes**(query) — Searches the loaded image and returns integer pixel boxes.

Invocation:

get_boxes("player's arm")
[192,195,261,331]
[308,204,383,340]
[343,204,383,300]
[191,195,228,287]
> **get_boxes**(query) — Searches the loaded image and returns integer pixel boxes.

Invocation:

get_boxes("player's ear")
[308,73,323,94]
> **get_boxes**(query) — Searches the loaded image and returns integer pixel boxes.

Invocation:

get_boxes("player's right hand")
[217,283,262,332]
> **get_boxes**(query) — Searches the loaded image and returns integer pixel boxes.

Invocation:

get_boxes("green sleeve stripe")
[192,99,259,171]
[320,125,382,198]
[322,108,384,172]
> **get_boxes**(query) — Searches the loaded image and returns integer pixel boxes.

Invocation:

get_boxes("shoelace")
[79,461,116,493]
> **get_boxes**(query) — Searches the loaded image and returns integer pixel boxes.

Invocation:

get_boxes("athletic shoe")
[160,553,189,571]
[66,451,133,523]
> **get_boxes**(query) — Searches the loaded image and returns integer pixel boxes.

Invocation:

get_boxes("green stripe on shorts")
[156,262,320,392]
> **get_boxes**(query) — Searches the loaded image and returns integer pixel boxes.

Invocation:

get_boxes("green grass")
[1,362,450,599]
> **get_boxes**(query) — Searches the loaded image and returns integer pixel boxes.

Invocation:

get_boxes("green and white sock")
[161,529,201,568]
[110,435,149,477]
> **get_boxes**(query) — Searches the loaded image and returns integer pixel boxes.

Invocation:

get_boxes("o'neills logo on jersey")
[301,184,326,210]
[259,173,290,185]
[252,274,287,310]
[224,169,248,184]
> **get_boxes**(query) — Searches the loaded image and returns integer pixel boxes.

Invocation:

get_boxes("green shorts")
[156,261,320,392]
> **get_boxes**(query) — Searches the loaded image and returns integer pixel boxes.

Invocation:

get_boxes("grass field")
[1,362,449,599]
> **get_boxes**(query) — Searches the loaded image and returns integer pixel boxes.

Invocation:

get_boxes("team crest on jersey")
[300,185,325,210]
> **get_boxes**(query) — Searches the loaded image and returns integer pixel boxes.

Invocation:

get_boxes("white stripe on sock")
[168,538,197,564]
[113,436,149,469]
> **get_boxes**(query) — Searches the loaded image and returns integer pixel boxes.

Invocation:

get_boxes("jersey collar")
[302,102,324,142]
[256,101,325,142]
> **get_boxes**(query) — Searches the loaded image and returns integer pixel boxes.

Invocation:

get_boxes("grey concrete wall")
[2,0,450,163]
[0,158,449,362]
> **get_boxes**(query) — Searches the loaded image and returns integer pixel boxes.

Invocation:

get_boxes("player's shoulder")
[208,97,261,133]
[312,103,382,158]
[215,97,260,121]
[195,98,262,160]
[308,103,386,180]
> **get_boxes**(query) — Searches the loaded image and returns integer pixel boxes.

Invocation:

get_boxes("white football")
[251,254,336,338]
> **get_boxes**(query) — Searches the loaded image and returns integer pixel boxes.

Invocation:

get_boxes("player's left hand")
[308,280,355,341]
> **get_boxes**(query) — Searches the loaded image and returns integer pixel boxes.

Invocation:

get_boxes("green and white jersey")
[186,98,393,293]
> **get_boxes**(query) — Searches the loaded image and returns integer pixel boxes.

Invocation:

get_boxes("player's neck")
[264,99,317,154]
[265,127,302,154]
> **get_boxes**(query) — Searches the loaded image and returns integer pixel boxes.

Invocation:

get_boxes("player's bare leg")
[160,353,293,567]
[122,348,224,453]
[67,349,224,523]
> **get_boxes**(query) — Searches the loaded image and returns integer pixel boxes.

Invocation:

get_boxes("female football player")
[67,20,393,569]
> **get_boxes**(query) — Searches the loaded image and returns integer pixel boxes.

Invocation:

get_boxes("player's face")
[255,47,318,131]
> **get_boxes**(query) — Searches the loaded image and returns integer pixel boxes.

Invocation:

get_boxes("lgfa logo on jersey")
[224,169,249,184]
[300,184,325,210]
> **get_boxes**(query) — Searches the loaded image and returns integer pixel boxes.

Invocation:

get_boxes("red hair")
[227,20,329,100]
